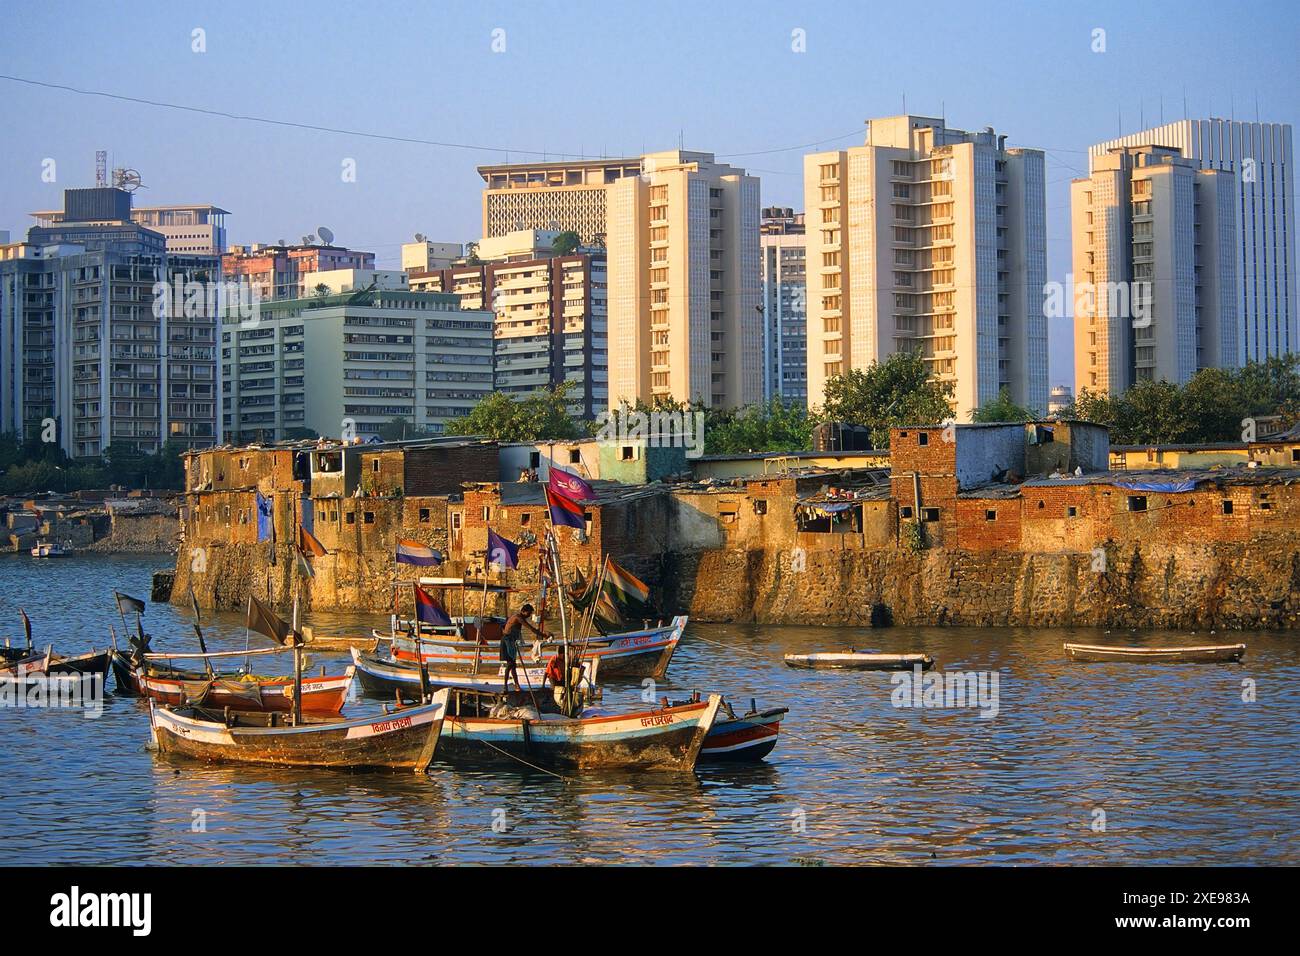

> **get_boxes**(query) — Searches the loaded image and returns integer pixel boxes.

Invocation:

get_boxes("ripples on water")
[1,554,1296,865]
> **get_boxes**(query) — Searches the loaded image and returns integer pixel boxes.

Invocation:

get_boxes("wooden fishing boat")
[434,691,722,772]
[350,646,553,699]
[1063,642,1246,664]
[0,649,50,679]
[109,648,139,694]
[783,651,934,671]
[48,648,112,678]
[699,701,789,762]
[30,540,71,558]
[148,689,450,772]
[387,615,686,680]
[130,660,355,714]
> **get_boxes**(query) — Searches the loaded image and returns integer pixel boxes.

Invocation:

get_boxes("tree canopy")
[444,382,585,442]
[818,350,955,448]
[971,387,1037,423]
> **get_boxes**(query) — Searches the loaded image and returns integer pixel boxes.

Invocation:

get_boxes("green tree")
[446,382,584,442]
[971,387,1037,423]
[703,397,813,454]
[817,350,955,448]
[378,416,424,442]
[551,231,582,255]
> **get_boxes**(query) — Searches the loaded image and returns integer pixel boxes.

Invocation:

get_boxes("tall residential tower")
[803,116,1048,419]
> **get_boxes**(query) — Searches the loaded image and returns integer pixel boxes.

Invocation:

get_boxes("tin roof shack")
[185,446,303,493]
[597,438,688,485]
[403,442,499,495]
[310,446,361,498]
[955,485,1026,552]
[1248,432,1300,468]
[449,481,672,604]
[1024,420,1108,477]
[499,440,600,484]
[887,425,968,547]
[796,480,894,550]
[1017,480,1102,553]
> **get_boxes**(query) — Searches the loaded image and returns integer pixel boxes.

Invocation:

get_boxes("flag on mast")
[298,525,328,557]
[396,539,443,567]
[414,585,454,626]
[602,556,653,614]
[548,465,593,503]
[545,485,585,529]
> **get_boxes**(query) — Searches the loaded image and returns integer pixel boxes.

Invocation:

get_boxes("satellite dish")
[414,233,426,243]
[302,234,316,246]
[277,239,286,247]
[318,226,335,245]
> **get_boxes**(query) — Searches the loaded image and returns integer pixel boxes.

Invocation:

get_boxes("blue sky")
[2,0,1297,389]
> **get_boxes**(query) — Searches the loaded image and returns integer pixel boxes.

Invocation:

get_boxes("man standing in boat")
[500,603,544,693]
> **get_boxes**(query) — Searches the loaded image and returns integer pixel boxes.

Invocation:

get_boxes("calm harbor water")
[1,553,1296,865]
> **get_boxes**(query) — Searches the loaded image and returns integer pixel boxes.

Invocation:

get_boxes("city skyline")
[2,0,1298,393]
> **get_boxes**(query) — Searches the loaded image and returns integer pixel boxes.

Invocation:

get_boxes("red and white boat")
[699,703,789,762]
[0,648,51,679]
[126,661,355,715]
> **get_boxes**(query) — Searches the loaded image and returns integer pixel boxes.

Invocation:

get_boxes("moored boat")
[350,645,554,699]
[48,648,112,678]
[699,700,789,762]
[131,660,355,714]
[784,651,934,671]
[30,540,71,558]
[0,648,51,679]
[434,690,722,772]
[148,689,450,772]
[387,615,686,680]
[1063,642,1246,664]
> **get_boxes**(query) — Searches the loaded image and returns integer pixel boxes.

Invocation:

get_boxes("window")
[754,500,768,515]
[364,511,375,524]
[620,445,635,461]
[371,459,379,472]
[900,506,913,519]
[1067,506,1078,518]
[985,509,997,521]
[1127,496,1147,512]
[481,506,491,521]
[418,508,430,523]
[451,512,462,530]
[918,433,929,446]
[520,512,531,526]
[1222,500,1233,515]
[569,449,581,464]
[345,512,356,524]
[921,507,940,522]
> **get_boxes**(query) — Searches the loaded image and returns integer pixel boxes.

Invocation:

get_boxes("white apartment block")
[1072,145,1238,394]
[1091,119,1295,365]
[221,286,493,442]
[606,150,763,410]
[804,116,1049,419]
[1,189,219,458]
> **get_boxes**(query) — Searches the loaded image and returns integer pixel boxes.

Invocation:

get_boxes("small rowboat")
[1063,643,1246,664]
[148,689,450,772]
[784,652,934,671]
[699,701,788,762]
[110,649,138,694]
[435,691,722,772]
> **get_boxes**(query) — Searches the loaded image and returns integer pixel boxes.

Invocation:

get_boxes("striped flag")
[545,485,585,529]
[603,556,652,614]
[548,465,593,503]
[396,539,443,567]
[414,585,453,627]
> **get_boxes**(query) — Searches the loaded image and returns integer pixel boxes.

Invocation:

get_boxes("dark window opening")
[1067,506,1078,518]
[1127,495,1147,512]
[918,432,929,446]
[363,511,375,524]
[921,507,940,522]
[1222,500,1233,515]
[418,508,430,523]
[985,509,996,521]
[900,505,913,519]
[754,499,768,515]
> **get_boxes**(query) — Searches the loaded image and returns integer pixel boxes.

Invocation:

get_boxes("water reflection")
[1,554,1297,864]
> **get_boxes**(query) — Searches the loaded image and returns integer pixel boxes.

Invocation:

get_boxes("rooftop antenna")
[1159,95,1164,125]
[1183,87,1188,121]
[94,151,107,187]
[317,226,335,246]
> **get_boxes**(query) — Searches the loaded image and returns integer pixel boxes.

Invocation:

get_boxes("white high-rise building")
[1091,119,1296,364]
[606,150,762,410]
[804,116,1048,419]
[760,208,807,404]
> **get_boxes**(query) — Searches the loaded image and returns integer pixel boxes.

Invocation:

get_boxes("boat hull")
[435,694,721,772]
[110,650,139,695]
[149,692,449,772]
[352,647,548,699]
[1064,643,1246,664]
[700,707,788,762]
[784,652,934,671]
[133,666,354,714]
[48,649,112,678]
